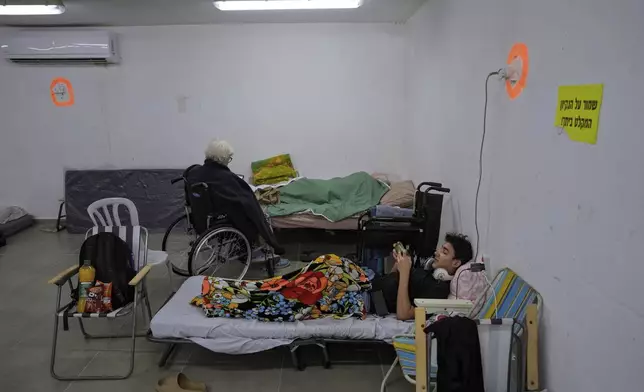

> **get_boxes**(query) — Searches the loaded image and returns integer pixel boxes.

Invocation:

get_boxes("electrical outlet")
[481,253,493,278]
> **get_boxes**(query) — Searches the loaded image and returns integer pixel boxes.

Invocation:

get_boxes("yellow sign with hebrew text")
[555,84,603,144]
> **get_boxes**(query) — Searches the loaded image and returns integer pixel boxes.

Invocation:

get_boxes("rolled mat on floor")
[0,206,34,238]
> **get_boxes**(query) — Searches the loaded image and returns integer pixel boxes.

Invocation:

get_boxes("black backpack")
[79,232,136,310]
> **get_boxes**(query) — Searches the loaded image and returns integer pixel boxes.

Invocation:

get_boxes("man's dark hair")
[445,233,473,263]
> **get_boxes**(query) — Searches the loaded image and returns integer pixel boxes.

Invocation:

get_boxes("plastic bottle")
[77,260,96,313]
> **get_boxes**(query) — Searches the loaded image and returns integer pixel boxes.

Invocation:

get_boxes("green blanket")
[266,172,389,222]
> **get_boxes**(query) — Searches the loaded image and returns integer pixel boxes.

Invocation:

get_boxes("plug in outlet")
[480,253,492,277]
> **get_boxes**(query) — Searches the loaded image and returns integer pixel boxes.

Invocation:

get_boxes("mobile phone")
[393,241,409,256]
[371,290,390,317]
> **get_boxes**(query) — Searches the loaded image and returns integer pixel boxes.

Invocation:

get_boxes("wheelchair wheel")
[162,215,195,277]
[188,225,251,280]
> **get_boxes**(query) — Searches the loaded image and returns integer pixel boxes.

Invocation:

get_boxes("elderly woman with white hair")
[205,140,235,166]
[186,139,285,255]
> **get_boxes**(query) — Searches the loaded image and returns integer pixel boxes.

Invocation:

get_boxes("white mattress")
[150,276,413,354]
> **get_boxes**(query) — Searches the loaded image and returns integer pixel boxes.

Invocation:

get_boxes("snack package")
[84,285,104,313]
[98,281,113,312]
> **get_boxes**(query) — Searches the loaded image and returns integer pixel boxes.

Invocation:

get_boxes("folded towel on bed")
[251,154,298,185]
[266,171,389,222]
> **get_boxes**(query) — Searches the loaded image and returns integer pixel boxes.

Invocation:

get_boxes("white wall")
[405,0,644,390]
[0,23,406,217]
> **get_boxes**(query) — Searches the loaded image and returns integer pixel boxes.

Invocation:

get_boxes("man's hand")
[393,250,415,321]
[394,251,413,275]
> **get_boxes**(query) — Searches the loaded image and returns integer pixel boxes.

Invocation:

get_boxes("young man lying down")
[189,234,474,322]
[370,233,474,320]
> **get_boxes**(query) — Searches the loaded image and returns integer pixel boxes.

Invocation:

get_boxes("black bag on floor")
[79,232,136,309]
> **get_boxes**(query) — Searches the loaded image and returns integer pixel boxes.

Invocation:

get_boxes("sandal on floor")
[156,373,207,392]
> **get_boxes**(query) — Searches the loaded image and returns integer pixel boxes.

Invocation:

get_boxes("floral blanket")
[191,254,371,321]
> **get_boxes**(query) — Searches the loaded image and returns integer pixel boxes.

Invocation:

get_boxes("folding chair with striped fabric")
[48,225,154,381]
[470,268,542,328]
[391,336,417,383]
[381,268,542,392]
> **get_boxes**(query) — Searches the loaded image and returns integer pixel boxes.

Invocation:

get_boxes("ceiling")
[0,0,426,26]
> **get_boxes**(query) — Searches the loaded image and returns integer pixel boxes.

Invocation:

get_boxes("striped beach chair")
[381,268,542,392]
[471,268,542,326]
[49,225,154,381]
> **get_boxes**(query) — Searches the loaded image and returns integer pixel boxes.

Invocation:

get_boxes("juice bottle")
[77,260,96,313]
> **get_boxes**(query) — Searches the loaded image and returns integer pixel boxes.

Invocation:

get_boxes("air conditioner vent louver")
[10,58,110,65]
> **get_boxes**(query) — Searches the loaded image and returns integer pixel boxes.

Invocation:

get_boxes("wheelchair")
[357,182,450,274]
[162,165,272,280]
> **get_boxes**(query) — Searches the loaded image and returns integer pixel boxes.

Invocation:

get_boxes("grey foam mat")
[65,169,184,233]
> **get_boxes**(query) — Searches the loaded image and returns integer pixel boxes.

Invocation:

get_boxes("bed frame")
[148,329,389,371]
[147,288,395,370]
[146,292,469,372]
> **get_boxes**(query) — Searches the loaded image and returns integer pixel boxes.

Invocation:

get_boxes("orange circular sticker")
[505,43,529,100]
[50,77,75,107]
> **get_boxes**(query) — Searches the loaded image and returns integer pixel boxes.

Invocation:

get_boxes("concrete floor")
[0,224,413,392]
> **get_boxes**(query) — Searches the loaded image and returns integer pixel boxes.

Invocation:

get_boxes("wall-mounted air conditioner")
[1,30,119,64]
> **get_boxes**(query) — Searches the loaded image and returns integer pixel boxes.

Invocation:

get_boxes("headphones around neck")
[424,257,454,281]
[433,268,453,281]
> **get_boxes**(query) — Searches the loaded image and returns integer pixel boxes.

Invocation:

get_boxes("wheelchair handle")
[425,186,450,194]
[171,177,183,185]
[417,182,443,191]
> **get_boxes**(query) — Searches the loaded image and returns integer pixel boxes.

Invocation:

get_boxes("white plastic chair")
[88,198,140,227]
[87,198,170,278]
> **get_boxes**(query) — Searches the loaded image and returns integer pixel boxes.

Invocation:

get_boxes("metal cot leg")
[158,344,177,367]
[316,340,331,369]
[289,342,305,371]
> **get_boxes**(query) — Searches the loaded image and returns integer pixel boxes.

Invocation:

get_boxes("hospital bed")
[269,179,418,231]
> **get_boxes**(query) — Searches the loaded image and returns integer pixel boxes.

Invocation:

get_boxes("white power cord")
[474,70,502,263]
[483,272,499,319]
